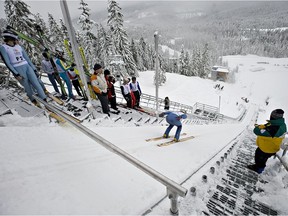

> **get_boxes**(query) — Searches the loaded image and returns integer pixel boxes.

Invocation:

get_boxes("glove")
[15,74,23,81]
[34,70,40,78]
[255,124,266,129]
[125,97,129,101]
[159,113,165,117]
[71,63,76,67]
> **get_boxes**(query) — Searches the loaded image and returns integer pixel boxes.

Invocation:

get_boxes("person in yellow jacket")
[90,64,110,116]
[248,109,287,174]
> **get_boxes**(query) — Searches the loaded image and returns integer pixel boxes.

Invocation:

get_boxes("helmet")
[2,29,18,40]
[55,47,64,55]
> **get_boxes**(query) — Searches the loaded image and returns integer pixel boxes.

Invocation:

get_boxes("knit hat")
[104,69,111,76]
[270,109,284,120]
[93,63,102,70]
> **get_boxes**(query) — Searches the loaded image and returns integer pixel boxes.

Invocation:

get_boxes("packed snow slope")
[0,55,288,215]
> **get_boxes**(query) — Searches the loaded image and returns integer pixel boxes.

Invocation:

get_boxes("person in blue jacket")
[0,29,47,105]
[54,47,75,100]
[159,110,187,141]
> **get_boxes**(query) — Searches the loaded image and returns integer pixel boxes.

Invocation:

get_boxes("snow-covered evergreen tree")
[130,39,144,71]
[48,13,64,51]
[77,0,97,68]
[96,24,114,67]
[59,19,69,40]
[179,45,190,76]
[139,37,150,70]
[154,55,166,86]
[190,47,201,76]
[107,0,138,77]
[199,43,210,78]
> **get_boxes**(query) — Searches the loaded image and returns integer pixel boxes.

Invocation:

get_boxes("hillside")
[90,1,288,58]
[0,55,288,215]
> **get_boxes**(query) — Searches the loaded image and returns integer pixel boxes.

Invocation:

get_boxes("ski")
[46,91,64,105]
[63,39,93,100]
[157,135,195,147]
[146,133,187,142]
[134,107,156,117]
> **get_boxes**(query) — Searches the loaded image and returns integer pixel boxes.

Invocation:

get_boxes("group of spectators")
[90,63,142,116]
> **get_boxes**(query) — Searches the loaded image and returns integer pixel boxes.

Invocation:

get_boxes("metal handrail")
[34,95,187,213]
[115,86,195,114]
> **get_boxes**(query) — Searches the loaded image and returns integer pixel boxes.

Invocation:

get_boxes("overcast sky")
[0,0,110,21]
[0,0,283,23]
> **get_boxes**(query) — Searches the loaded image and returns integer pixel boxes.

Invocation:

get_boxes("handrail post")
[168,188,179,214]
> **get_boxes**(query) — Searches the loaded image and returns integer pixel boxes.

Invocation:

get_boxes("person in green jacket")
[248,109,287,174]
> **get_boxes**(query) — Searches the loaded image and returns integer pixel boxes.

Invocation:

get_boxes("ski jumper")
[0,44,47,102]
[54,58,74,99]
[163,111,187,140]
[41,59,60,93]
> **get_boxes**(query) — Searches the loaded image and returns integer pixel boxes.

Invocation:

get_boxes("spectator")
[159,110,187,142]
[91,64,110,116]
[120,78,132,108]
[248,109,287,174]
[164,96,170,110]
[107,75,119,113]
[67,68,83,97]
[129,76,142,108]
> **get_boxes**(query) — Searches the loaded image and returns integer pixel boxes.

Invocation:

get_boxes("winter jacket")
[91,73,107,94]
[254,118,287,153]
[41,59,54,75]
[67,69,78,81]
[121,84,131,97]
[107,81,116,99]
[54,58,72,73]
[163,111,187,126]
[0,44,36,76]
[129,81,141,94]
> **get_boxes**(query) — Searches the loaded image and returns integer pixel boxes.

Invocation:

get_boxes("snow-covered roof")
[212,66,229,73]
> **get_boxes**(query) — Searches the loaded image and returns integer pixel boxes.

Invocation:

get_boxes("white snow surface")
[0,55,288,215]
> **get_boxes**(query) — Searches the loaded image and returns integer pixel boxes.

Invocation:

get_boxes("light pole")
[154,31,159,120]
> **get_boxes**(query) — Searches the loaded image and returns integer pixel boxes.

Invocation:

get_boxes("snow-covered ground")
[0,55,288,215]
